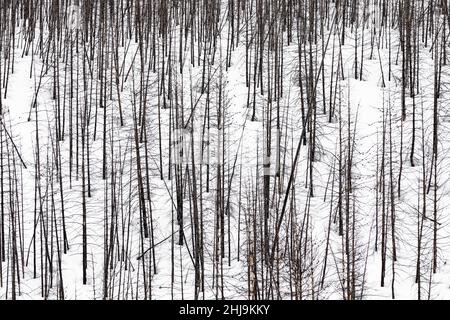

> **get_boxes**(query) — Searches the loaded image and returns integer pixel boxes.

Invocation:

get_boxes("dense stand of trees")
[0,0,448,300]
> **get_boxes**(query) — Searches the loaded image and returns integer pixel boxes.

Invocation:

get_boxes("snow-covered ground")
[1,1,450,300]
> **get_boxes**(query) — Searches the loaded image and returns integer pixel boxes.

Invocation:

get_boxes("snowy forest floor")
[1,0,450,300]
